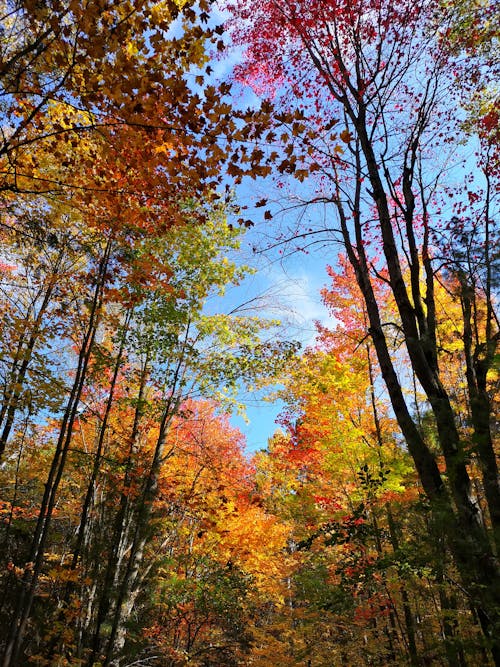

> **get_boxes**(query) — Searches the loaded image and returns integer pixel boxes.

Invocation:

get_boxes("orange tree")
[141,399,289,666]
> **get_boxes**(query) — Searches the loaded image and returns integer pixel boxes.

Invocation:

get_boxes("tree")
[249,256,496,664]
[0,0,234,199]
[0,195,296,666]
[228,0,500,659]
[143,399,288,666]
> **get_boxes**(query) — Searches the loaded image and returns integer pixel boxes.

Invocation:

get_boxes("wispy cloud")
[227,261,334,347]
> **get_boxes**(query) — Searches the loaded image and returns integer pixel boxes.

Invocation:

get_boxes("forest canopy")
[0,0,498,665]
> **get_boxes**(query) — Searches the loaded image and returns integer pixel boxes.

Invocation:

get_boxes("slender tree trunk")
[72,308,133,570]
[0,255,62,459]
[100,394,182,667]
[459,271,500,551]
[337,106,500,662]
[1,241,111,667]
[84,360,149,664]
[42,309,133,663]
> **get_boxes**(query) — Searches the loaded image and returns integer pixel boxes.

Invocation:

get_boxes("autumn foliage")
[0,0,498,665]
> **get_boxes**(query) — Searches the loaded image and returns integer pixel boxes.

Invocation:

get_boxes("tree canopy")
[0,0,498,665]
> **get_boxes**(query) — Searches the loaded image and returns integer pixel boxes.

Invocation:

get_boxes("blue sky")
[214,206,337,453]
[203,17,341,454]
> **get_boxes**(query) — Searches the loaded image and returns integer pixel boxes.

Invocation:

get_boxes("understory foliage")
[0,0,499,666]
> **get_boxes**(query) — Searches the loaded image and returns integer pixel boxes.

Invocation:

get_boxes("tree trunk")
[1,242,111,667]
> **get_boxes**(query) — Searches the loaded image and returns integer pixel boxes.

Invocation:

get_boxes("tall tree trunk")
[459,269,500,551]
[42,308,133,663]
[84,356,151,665]
[1,241,111,667]
[0,248,64,459]
[342,104,500,662]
